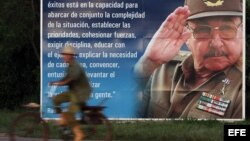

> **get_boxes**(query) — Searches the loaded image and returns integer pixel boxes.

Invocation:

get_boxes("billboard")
[41,0,244,119]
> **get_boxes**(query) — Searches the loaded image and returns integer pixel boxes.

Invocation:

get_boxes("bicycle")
[9,102,113,141]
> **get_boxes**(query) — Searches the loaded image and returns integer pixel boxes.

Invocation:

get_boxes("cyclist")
[50,44,91,141]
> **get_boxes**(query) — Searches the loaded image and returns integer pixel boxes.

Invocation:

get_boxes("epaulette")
[172,51,191,62]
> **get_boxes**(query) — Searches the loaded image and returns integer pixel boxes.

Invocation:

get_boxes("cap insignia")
[203,0,224,7]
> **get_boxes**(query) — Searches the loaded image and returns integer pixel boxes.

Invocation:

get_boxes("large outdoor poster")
[41,0,244,119]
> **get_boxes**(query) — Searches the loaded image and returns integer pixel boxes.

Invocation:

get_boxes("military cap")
[185,0,242,20]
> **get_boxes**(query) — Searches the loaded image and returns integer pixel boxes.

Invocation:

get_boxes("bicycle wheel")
[83,115,113,141]
[9,112,49,141]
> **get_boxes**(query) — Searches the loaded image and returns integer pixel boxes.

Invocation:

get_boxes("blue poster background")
[41,0,185,119]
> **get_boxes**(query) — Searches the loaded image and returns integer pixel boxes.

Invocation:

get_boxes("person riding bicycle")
[49,44,91,141]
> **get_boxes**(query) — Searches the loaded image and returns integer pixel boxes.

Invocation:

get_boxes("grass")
[1,110,249,141]
[112,120,224,141]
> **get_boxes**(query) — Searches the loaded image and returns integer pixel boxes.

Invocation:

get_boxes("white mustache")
[204,49,226,58]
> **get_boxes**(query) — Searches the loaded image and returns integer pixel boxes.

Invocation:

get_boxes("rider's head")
[60,45,76,63]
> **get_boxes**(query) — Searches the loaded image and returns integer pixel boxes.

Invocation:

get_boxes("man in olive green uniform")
[50,45,91,141]
[134,0,243,119]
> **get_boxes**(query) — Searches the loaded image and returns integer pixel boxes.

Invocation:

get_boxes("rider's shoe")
[73,125,84,141]
[59,126,73,140]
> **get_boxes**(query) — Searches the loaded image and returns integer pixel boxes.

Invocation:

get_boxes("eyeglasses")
[187,24,241,39]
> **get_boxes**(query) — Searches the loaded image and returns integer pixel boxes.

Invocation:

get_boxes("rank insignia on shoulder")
[196,92,231,116]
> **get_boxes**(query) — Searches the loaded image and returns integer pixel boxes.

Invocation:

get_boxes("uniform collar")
[180,55,240,83]
[180,55,195,81]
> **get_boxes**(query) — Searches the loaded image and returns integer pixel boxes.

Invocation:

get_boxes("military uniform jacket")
[138,56,242,119]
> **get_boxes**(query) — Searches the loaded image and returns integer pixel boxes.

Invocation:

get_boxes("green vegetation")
[1,110,250,141]
[0,0,40,109]
[112,120,224,141]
